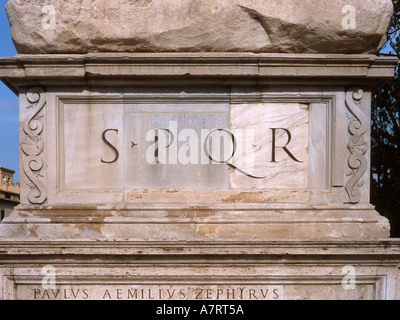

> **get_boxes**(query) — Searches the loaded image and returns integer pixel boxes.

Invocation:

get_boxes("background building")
[0,166,20,221]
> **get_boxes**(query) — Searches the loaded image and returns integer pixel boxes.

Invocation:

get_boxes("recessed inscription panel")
[61,103,124,191]
[59,99,310,194]
[14,281,379,300]
[230,103,309,189]
[124,104,230,189]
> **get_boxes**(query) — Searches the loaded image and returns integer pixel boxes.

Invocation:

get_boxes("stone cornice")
[0,53,397,93]
[0,240,400,262]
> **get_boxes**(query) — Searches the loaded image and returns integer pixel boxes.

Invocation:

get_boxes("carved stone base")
[1,240,399,300]
[0,53,398,300]
[0,204,390,240]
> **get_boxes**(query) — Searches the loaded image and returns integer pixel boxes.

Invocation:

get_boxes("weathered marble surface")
[0,50,398,300]
[5,0,393,54]
[61,100,308,191]
[0,53,396,241]
[230,103,309,189]
[1,240,400,300]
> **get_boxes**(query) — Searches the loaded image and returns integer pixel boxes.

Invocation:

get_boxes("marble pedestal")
[1,240,400,300]
[0,53,399,300]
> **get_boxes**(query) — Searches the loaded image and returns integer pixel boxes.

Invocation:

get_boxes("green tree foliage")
[372,0,400,236]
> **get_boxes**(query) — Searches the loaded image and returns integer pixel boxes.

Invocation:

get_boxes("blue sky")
[0,0,18,182]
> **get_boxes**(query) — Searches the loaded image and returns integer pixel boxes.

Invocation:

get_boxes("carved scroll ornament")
[21,87,47,205]
[345,88,368,204]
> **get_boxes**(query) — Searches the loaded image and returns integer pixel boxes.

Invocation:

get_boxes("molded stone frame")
[0,54,399,300]
[21,86,370,207]
[0,240,399,300]
[0,53,396,240]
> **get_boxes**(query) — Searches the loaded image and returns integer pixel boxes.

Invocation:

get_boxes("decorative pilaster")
[345,88,368,204]
[20,87,47,205]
